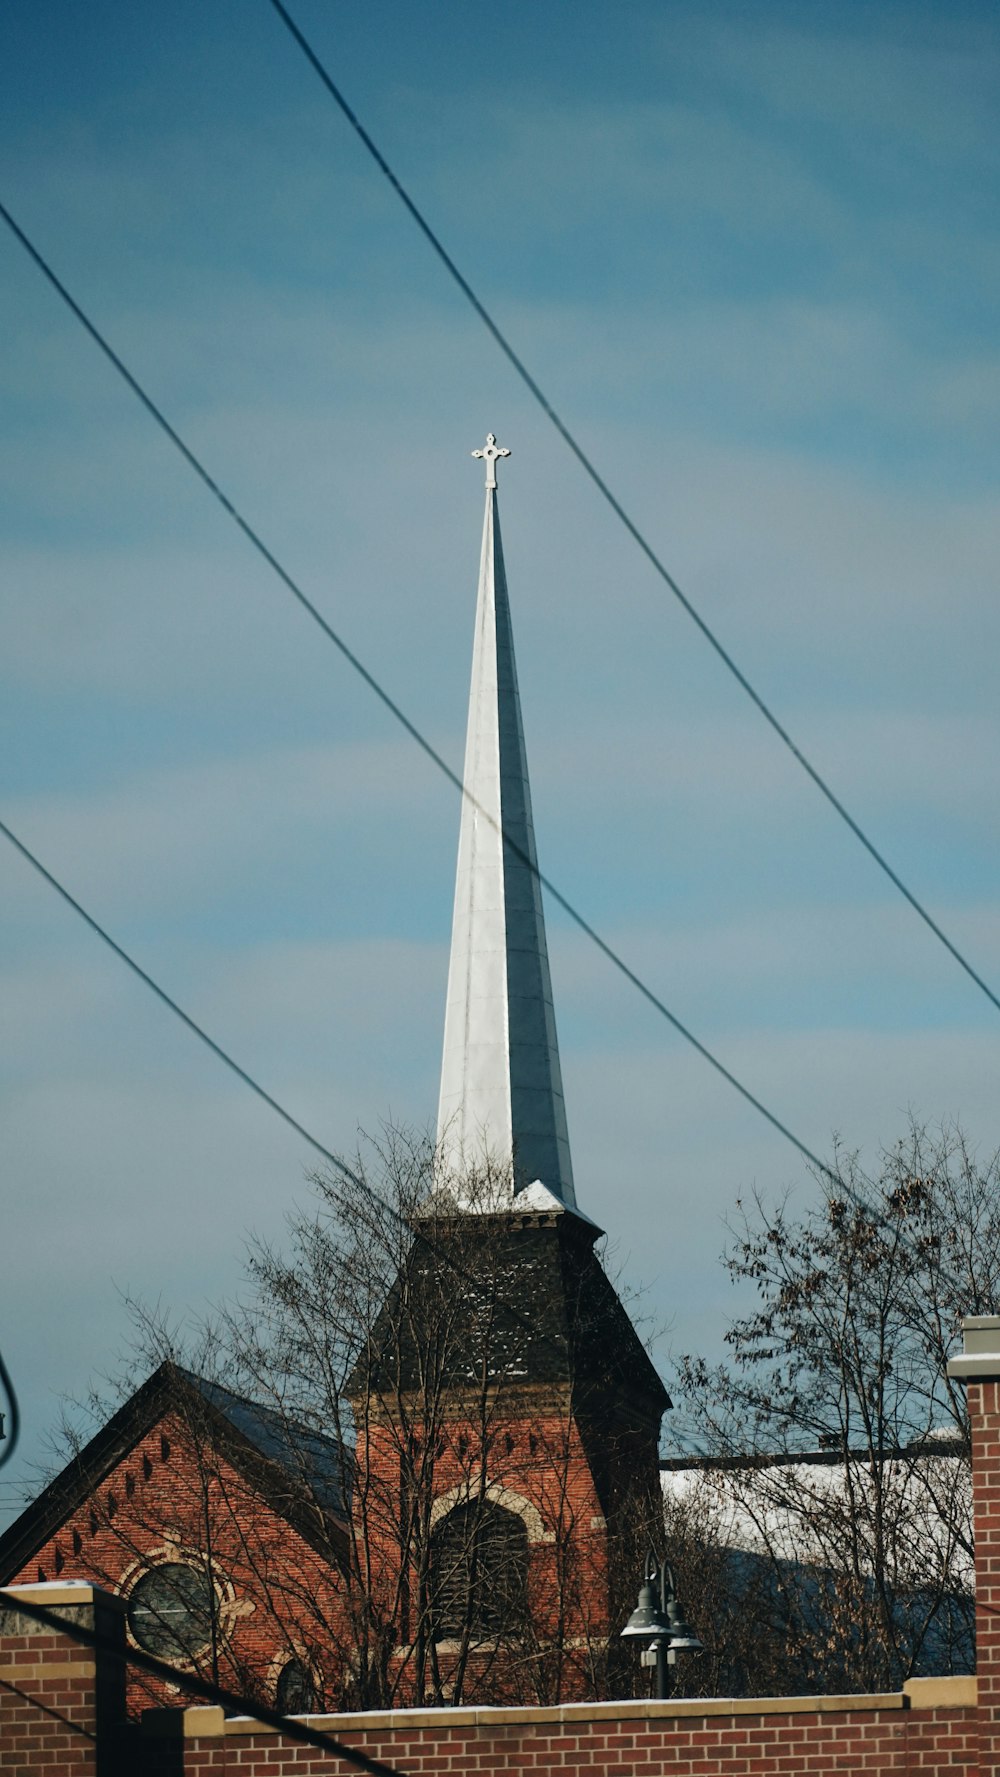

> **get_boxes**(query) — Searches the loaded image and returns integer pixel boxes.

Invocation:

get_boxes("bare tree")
[672,1121,998,1693]
[658,1469,803,1699]
[24,1316,345,1715]
[31,1128,666,1712]
[226,1128,666,1707]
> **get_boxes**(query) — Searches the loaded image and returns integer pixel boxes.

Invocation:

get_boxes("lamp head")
[620,1579,670,1641]
[665,1591,704,1653]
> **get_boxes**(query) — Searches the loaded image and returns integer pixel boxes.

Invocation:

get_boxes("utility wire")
[4,817,974,1414]
[0,201,976,1342]
[0,204,842,1186]
[0,812,838,1189]
[263,0,1000,1022]
[1,1592,407,1776]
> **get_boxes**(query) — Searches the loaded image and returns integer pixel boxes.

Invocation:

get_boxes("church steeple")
[436,437,576,1207]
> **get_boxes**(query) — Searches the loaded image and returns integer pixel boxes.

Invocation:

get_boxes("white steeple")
[436,436,576,1207]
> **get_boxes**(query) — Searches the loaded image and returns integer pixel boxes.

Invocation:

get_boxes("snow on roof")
[660,1446,972,1585]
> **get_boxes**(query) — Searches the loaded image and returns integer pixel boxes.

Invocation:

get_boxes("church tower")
[352,439,669,1704]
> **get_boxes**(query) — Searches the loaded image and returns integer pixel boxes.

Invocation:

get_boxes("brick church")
[0,437,670,1714]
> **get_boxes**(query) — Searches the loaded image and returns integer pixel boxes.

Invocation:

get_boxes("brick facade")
[6,1311,1000,1773]
[0,1584,127,1777]
[0,1198,670,1715]
[356,1404,615,1702]
[0,1592,980,1777]
[0,1377,350,1717]
[350,1204,668,1703]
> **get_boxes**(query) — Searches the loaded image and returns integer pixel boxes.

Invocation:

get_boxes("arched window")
[275,1657,317,1714]
[430,1500,529,1638]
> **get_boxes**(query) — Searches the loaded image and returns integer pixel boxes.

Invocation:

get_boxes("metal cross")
[471,432,511,489]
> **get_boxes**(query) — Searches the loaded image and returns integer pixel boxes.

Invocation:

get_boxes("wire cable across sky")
[0,815,980,1469]
[262,0,1000,1022]
[0,803,838,1193]
[0,200,846,1186]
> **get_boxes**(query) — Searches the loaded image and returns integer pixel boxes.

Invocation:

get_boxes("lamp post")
[621,1550,704,1699]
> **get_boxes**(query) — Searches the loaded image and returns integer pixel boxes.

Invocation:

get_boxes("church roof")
[0,1361,348,1583]
[436,436,575,1207]
[353,1207,670,1431]
[180,1370,347,1517]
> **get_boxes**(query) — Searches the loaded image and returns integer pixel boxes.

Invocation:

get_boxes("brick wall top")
[2,1580,125,1611]
[0,1578,127,1655]
[948,1314,1000,1378]
[904,1675,977,1709]
[137,1680,977,1740]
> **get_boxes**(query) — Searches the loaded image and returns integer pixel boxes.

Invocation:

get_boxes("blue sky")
[2,0,998,1520]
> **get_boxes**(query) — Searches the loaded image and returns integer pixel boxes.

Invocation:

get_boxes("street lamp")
[621,1550,704,1699]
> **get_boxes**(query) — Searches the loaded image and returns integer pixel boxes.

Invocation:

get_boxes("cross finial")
[472,432,511,490]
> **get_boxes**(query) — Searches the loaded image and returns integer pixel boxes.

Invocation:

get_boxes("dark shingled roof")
[179,1370,348,1518]
[352,1204,670,1422]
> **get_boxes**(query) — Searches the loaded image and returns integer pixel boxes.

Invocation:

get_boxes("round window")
[127,1562,216,1660]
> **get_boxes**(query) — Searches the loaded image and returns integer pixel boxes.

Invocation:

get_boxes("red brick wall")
[358,1407,612,1699]
[6,1410,348,1716]
[968,1379,1000,1777]
[0,1622,97,1776]
[0,1587,981,1775]
[0,1583,126,1777]
[146,1689,977,1775]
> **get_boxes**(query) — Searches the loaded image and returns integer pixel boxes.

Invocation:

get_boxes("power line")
[5,814,976,1424]
[1,1592,407,1776]
[0,813,839,1189]
[262,0,1000,1023]
[0,817,364,1190]
[0,207,844,1184]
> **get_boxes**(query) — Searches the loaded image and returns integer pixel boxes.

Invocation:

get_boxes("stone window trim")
[415,1630,599,1657]
[429,1478,555,1544]
[116,1539,242,1668]
[269,1650,321,1716]
[430,1498,530,1641]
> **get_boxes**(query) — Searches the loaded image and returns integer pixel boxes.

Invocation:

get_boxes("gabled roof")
[0,1361,348,1584]
[182,1370,346,1516]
